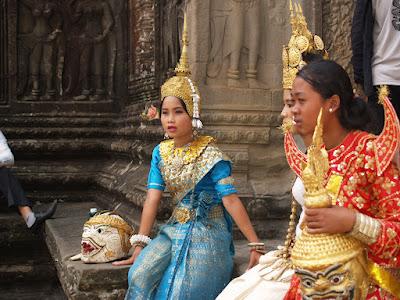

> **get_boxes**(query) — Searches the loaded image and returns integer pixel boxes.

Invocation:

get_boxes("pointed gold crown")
[282,0,328,90]
[161,14,200,118]
[291,109,363,269]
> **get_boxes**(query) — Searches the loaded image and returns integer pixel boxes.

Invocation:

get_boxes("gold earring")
[164,133,169,139]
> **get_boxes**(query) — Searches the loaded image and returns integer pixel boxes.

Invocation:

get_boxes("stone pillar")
[0,0,17,105]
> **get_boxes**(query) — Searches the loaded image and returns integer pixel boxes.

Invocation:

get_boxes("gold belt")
[172,205,224,224]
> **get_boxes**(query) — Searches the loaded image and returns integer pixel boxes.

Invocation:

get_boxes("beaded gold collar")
[159,136,215,168]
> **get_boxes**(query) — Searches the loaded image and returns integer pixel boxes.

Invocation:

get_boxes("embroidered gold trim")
[217,176,235,185]
[368,261,400,297]
[159,137,226,203]
[159,135,215,167]
[171,205,224,224]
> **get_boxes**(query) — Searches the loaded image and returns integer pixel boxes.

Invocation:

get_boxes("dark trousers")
[368,85,400,135]
[0,167,31,209]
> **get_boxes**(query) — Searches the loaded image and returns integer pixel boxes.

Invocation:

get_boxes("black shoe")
[31,200,58,230]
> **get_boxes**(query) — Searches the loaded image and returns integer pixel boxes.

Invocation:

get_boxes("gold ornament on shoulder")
[314,35,324,51]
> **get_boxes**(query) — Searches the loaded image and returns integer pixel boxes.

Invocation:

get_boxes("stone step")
[44,202,286,299]
[0,281,67,300]
[0,211,66,299]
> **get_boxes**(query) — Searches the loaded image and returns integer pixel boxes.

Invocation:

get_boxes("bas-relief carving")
[1,1,9,104]
[206,0,289,89]
[207,0,263,88]
[322,0,354,77]
[17,0,118,101]
[160,0,185,81]
[71,0,116,101]
[17,0,64,101]
[202,111,275,126]
[206,128,269,144]
[132,0,155,79]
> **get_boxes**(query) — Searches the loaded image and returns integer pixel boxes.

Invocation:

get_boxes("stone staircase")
[0,207,66,300]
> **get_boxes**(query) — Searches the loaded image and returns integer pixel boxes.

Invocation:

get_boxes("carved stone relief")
[0,1,9,105]
[207,0,263,88]
[17,0,64,101]
[205,0,290,89]
[322,0,354,77]
[159,0,185,82]
[71,0,116,101]
[128,0,156,103]
[16,0,119,101]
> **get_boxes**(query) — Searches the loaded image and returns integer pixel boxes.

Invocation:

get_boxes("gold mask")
[296,256,369,300]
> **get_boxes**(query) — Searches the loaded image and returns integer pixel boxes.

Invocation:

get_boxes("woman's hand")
[304,206,356,234]
[246,250,262,271]
[112,246,143,266]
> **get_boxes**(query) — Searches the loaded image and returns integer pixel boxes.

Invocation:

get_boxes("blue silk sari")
[126,136,236,300]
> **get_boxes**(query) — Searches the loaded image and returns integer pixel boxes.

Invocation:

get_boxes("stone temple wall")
[322,0,354,77]
[0,0,356,240]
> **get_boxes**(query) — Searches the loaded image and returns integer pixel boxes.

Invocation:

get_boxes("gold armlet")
[349,212,381,245]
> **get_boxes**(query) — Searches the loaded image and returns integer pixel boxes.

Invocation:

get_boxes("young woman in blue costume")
[113,17,262,300]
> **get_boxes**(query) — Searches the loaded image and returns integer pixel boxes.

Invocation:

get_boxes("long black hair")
[297,60,372,132]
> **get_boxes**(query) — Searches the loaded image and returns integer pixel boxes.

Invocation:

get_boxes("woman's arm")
[222,194,262,270]
[222,194,259,243]
[113,188,162,266]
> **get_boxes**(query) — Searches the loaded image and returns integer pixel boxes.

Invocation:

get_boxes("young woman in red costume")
[284,59,400,299]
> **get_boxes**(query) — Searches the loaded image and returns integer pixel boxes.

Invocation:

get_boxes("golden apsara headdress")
[282,0,328,90]
[160,15,203,129]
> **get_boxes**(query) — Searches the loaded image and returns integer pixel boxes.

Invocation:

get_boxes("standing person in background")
[352,0,400,134]
[0,130,57,230]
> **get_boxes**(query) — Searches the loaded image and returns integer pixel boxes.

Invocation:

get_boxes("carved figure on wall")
[207,0,264,88]
[71,0,115,101]
[18,0,64,101]
[161,0,185,80]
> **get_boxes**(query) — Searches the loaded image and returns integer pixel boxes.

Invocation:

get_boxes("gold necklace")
[160,136,215,168]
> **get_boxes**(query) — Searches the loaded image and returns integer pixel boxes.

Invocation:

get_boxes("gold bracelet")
[348,212,381,245]
[132,241,147,249]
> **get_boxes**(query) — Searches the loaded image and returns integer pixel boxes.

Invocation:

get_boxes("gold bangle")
[247,242,265,247]
[348,212,381,245]
[132,241,147,249]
